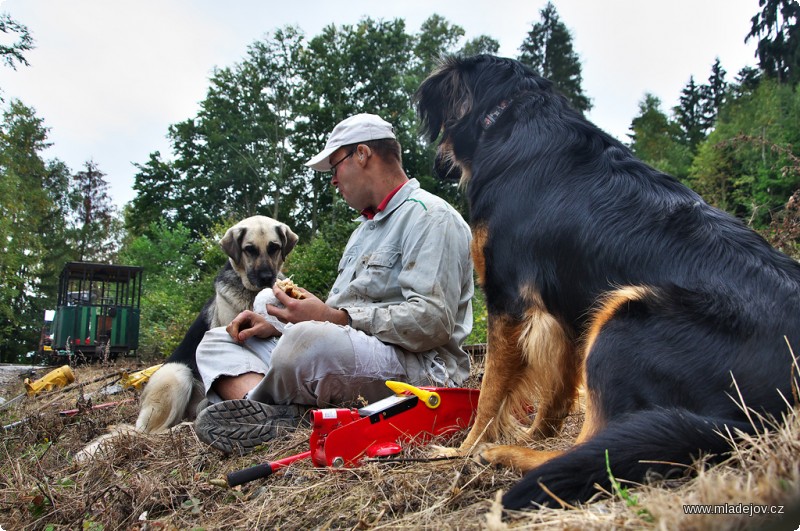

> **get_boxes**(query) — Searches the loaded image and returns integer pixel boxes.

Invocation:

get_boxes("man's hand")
[226,310,280,343]
[268,285,349,326]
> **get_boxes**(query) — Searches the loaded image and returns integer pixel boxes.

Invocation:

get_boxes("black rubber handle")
[227,462,274,487]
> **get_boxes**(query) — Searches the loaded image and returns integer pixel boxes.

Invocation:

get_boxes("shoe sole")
[194,399,306,455]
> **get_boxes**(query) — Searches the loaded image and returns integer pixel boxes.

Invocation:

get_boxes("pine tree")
[702,58,728,128]
[72,161,119,262]
[746,0,800,85]
[674,76,707,151]
[732,66,763,98]
[518,2,591,113]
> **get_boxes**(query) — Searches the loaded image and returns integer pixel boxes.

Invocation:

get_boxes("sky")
[0,0,761,209]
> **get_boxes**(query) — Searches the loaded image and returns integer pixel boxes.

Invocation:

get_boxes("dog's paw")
[428,444,465,459]
[475,444,511,468]
[476,444,562,473]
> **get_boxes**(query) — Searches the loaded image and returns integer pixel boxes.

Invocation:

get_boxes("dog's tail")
[136,362,202,433]
[75,364,200,463]
[502,408,753,509]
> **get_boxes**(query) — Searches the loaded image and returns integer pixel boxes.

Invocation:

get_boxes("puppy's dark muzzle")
[434,149,462,182]
[250,269,277,289]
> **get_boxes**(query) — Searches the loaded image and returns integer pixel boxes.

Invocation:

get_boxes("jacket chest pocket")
[358,249,401,301]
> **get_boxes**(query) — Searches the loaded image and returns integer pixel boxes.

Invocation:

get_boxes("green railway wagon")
[50,262,143,362]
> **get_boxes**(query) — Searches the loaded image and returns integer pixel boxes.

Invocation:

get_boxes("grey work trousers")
[195,321,414,408]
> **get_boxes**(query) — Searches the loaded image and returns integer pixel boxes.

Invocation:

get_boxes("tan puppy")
[136,216,298,433]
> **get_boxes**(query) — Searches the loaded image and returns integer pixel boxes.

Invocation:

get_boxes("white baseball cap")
[305,113,396,171]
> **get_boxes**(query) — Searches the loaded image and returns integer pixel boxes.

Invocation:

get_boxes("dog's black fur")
[415,55,800,509]
[161,263,253,378]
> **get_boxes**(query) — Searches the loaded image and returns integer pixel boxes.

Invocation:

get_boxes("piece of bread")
[274,278,306,299]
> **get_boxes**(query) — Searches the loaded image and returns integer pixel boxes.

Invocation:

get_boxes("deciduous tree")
[133,28,308,238]
[628,93,690,179]
[0,13,33,70]
[689,78,800,224]
[119,221,225,355]
[0,101,73,361]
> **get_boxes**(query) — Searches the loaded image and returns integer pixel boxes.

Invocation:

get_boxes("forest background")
[1,1,799,362]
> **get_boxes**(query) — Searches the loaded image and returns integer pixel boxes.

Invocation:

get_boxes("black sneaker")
[194,399,307,455]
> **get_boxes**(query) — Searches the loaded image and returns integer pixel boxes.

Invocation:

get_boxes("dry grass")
[1,359,798,530]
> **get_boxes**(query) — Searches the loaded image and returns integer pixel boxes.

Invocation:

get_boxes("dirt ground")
[1,361,799,530]
[0,363,40,397]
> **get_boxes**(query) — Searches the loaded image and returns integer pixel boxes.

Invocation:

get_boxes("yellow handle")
[385,380,440,409]
[120,364,163,390]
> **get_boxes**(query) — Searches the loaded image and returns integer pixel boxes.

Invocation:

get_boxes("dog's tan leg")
[451,224,548,454]
[449,224,528,454]
[457,313,528,452]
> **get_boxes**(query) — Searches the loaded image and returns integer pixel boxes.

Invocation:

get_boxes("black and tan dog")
[135,215,297,433]
[415,55,800,509]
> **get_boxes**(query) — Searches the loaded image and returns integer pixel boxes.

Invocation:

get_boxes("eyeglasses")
[330,149,357,176]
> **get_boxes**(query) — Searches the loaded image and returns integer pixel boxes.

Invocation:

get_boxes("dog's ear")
[276,224,298,259]
[414,56,474,142]
[220,226,246,264]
